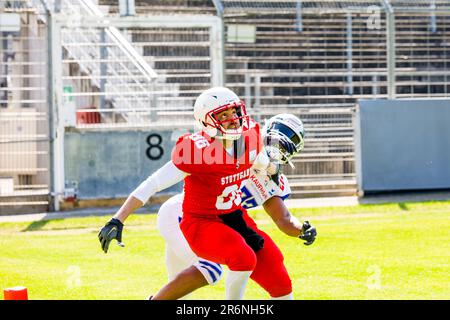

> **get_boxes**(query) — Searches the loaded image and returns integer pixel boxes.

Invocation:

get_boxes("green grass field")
[1,200,449,300]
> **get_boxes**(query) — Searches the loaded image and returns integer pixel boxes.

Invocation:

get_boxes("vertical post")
[254,75,261,123]
[209,15,225,87]
[54,0,61,13]
[346,11,353,96]
[211,0,225,86]
[295,0,303,32]
[48,15,64,211]
[0,34,10,108]
[244,65,251,111]
[119,0,136,17]
[430,0,437,33]
[100,30,107,110]
[385,9,396,99]
[354,102,363,197]
[372,74,378,98]
[150,81,157,122]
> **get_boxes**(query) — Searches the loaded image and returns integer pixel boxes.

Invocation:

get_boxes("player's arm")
[263,196,317,245]
[115,161,188,222]
[98,160,188,253]
[263,196,302,237]
[113,195,144,224]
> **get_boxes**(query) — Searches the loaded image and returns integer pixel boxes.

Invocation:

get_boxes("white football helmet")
[193,87,249,140]
[263,113,305,168]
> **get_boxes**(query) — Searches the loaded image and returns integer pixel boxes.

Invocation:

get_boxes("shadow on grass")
[22,220,50,232]
[398,203,409,211]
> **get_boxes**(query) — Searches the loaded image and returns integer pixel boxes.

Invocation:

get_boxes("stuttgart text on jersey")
[221,169,251,185]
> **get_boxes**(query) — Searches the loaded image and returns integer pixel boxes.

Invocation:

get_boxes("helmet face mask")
[205,101,249,140]
[194,87,249,140]
[263,114,305,167]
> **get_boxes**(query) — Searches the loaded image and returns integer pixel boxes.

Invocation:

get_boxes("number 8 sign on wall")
[146,133,164,160]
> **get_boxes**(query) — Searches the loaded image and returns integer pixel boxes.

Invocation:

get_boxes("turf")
[0,200,449,300]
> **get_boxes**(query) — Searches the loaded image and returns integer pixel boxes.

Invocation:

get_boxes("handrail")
[79,0,157,80]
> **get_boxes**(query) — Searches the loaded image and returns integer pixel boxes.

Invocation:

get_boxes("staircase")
[95,0,220,127]
[0,3,51,214]
[0,192,49,215]
[28,0,161,125]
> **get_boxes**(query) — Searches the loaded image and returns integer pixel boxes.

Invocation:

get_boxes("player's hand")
[299,221,317,246]
[98,218,125,253]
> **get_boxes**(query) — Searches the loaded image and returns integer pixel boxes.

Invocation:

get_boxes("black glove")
[98,218,125,253]
[299,221,317,246]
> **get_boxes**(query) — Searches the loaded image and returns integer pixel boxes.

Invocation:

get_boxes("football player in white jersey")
[150,114,317,300]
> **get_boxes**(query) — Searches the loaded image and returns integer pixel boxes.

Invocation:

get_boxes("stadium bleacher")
[2,0,450,213]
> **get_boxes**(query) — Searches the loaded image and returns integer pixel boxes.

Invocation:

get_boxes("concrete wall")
[355,99,450,193]
[64,128,190,200]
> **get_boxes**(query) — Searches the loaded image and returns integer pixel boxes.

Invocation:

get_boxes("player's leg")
[242,212,293,299]
[152,245,224,300]
[180,216,257,299]
[151,265,209,300]
[251,231,293,299]
[157,194,198,279]
[155,194,223,299]
[181,216,257,270]
[165,244,188,280]
[157,194,224,283]
[160,245,196,299]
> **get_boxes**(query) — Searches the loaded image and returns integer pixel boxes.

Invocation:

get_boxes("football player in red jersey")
[170,87,271,299]
[99,87,298,299]
[149,114,317,300]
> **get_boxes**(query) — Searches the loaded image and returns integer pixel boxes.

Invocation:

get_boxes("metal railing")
[56,14,222,129]
[24,0,161,124]
[57,0,159,124]
[0,7,51,212]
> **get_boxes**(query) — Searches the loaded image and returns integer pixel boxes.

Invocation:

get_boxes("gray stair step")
[0,193,49,215]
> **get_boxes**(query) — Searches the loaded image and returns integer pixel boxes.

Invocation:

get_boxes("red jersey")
[171,119,262,217]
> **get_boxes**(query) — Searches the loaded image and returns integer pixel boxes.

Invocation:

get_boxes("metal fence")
[62,21,221,129]
[2,0,450,213]
[218,0,450,195]
[0,1,50,213]
[54,11,223,129]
